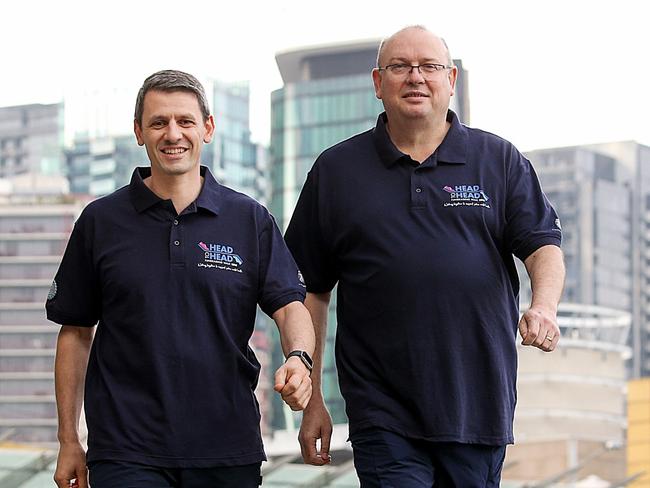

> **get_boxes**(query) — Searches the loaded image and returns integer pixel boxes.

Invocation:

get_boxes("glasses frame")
[378,63,453,78]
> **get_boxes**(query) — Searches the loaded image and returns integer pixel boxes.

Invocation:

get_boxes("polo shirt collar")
[372,109,468,167]
[129,166,221,215]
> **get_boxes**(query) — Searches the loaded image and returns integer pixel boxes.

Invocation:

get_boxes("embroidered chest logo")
[197,241,243,273]
[442,185,491,209]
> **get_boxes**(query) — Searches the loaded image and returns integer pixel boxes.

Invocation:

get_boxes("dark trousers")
[88,461,262,488]
[350,428,506,488]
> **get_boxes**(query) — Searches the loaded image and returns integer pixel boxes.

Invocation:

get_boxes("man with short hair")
[48,70,315,488]
[285,26,565,487]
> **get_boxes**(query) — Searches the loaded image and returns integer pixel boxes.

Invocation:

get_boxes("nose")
[406,65,425,83]
[165,120,182,142]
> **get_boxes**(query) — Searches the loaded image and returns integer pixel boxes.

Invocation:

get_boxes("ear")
[134,120,144,146]
[203,115,215,143]
[371,68,383,100]
[448,66,458,97]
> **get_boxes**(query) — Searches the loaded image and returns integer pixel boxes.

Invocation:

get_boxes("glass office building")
[210,81,269,205]
[65,135,146,196]
[524,142,650,378]
[0,103,64,177]
[269,40,470,428]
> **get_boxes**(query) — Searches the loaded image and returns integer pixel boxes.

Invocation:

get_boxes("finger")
[298,431,317,463]
[283,375,312,405]
[517,315,528,342]
[299,429,329,465]
[295,387,312,410]
[540,329,560,352]
[274,366,288,392]
[319,426,332,463]
[281,371,306,397]
[77,468,89,488]
[53,473,69,488]
[288,387,312,411]
[521,314,540,345]
[299,430,325,465]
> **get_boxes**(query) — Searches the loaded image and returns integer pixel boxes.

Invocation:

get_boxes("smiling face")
[134,89,215,178]
[372,28,457,124]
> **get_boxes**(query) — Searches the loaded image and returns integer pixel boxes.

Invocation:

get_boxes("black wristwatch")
[286,350,313,373]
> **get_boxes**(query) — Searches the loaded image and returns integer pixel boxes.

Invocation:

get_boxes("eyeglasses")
[378,63,452,79]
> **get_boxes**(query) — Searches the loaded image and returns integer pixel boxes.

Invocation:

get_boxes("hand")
[298,398,332,465]
[53,441,88,488]
[518,304,560,352]
[274,357,312,411]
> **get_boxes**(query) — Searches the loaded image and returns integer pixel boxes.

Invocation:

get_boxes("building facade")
[628,377,650,487]
[269,39,470,428]
[210,81,269,205]
[505,303,630,485]
[65,135,146,197]
[0,103,64,177]
[0,180,85,446]
[524,142,650,378]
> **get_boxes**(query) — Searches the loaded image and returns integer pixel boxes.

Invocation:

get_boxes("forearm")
[272,301,316,358]
[303,292,330,397]
[55,325,94,444]
[524,244,565,311]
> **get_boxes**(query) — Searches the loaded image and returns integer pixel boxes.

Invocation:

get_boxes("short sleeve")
[504,148,562,261]
[45,211,100,327]
[257,210,306,317]
[284,166,338,293]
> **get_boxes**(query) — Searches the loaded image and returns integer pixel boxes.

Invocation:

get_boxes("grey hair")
[134,70,210,126]
[376,25,453,67]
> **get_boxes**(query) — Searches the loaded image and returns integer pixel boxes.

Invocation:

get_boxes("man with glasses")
[285,26,564,487]
[47,70,315,488]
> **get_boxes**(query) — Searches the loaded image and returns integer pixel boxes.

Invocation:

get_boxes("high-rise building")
[271,40,469,230]
[65,135,146,196]
[210,81,269,205]
[524,142,650,378]
[0,176,85,446]
[64,81,269,204]
[269,39,470,428]
[0,103,64,177]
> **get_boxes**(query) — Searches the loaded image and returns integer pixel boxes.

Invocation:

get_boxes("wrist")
[286,350,313,373]
[529,301,558,314]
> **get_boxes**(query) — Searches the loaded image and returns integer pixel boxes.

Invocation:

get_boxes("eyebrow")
[146,113,198,123]
[387,57,442,64]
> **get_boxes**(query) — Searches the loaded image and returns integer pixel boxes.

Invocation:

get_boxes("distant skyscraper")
[271,40,470,229]
[0,177,85,445]
[65,135,146,196]
[269,40,470,428]
[210,81,269,205]
[524,141,650,378]
[64,81,268,204]
[0,103,64,177]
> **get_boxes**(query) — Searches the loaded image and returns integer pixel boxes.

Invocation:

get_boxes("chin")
[156,161,199,176]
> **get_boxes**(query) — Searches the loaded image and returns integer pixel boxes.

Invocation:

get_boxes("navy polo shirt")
[285,110,561,445]
[47,166,305,467]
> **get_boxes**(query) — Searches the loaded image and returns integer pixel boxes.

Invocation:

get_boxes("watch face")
[300,351,313,369]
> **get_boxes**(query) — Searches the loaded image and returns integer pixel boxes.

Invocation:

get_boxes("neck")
[144,167,203,215]
[385,112,450,163]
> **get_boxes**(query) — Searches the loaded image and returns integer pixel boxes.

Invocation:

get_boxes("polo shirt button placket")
[411,169,426,208]
[170,218,184,267]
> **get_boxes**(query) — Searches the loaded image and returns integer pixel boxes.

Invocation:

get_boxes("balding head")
[376,25,453,68]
